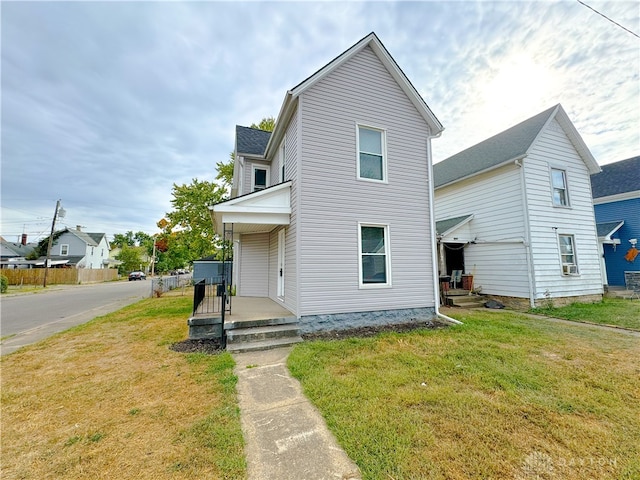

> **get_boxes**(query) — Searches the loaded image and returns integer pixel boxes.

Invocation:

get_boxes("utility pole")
[43,199,63,288]
[151,238,157,277]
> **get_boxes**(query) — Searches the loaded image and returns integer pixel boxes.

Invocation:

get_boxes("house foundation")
[299,307,437,333]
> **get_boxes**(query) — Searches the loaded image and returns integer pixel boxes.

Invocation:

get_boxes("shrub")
[0,275,8,293]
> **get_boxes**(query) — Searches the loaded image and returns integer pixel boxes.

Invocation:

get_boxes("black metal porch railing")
[192,277,232,316]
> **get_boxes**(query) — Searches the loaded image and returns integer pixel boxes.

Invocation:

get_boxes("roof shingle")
[236,126,272,157]
[590,156,640,199]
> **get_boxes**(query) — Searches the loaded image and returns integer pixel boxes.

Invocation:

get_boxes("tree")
[215,116,275,188]
[112,231,152,249]
[115,245,144,274]
[161,178,227,264]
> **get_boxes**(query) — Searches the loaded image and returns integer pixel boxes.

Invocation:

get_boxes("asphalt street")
[0,280,151,355]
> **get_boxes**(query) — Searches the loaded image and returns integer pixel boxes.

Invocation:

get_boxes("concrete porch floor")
[194,296,295,325]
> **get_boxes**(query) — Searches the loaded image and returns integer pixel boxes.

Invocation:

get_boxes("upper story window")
[252,166,268,192]
[357,125,387,182]
[358,223,391,287]
[280,141,286,183]
[60,244,69,256]
[551,168,569,206]
[559,234,578,275]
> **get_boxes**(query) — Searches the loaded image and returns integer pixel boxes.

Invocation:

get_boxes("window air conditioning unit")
[563,265,578,275]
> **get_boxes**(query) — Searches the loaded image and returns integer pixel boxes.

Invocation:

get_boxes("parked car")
[128,271,146,281]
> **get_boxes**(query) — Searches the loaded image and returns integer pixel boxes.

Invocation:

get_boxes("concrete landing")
[233,347,361,480]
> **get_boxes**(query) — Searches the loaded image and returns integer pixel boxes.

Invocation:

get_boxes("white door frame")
[277,229,285,298]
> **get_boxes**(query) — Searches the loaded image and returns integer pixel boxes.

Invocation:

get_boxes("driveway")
[1,280,150,355]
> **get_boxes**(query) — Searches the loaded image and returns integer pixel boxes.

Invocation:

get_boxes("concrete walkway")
[233,347,361,480]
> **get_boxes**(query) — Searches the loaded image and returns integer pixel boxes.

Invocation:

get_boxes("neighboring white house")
[46,227,111,269]
[211,33,444,332]
[433,104,603,308]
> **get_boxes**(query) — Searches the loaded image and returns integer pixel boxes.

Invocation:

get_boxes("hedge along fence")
[2,268,119,286]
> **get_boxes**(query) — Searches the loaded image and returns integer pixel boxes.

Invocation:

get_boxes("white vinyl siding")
[523,118,602,298]
[238,233,269,297]
[297,46,436,316]
[435,163,530,298]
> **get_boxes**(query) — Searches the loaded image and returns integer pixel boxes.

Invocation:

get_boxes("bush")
[1,275,8,293]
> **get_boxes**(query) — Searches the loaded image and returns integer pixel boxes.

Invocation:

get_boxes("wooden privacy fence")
[2,269,119,285]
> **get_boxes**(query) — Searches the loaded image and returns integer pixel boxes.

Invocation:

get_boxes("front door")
[277,229,285,298]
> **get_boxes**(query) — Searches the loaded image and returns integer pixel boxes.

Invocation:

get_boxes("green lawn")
[531,297,640,331]
[288,310,640,480]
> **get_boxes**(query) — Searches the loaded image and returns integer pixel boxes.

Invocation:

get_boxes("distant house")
[590,156,640,287]
[211,33,444,332]
[0,235,37,268]
[43,227,111,269]
[434,104,603,308]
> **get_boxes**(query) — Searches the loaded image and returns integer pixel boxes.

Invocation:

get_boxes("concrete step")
[226,336,303,353]
[449,295,485,308]
[607,289,640,299]
[224,316,298,330]
[226,324,301,344]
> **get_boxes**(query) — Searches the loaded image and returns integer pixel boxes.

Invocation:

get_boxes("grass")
[531,297,640,331]
[0,295,245,480]
[288,309,640,479]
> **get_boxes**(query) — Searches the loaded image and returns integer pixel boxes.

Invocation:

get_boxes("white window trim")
[251,165,269,192]
[356,123,388,184]
[358,222,392,288]
[550,166,571,208]
[558,233,579,276]
[60,244,69,256]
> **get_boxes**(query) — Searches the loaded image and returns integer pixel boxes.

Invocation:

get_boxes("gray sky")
[1,1,638,243]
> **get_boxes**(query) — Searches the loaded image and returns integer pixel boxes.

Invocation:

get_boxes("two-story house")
[47,227,111,269]
[434,104,603,308]
[211,33,445,332]
[590,156,640,288]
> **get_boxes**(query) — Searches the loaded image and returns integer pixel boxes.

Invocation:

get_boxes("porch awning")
[436,214,474,241]
[210,181,291,234]
[596,220,624,244]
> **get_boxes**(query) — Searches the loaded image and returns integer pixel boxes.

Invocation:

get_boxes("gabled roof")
[435,214,474,237]
[0,239,36,257]
[265,32,443,158]
[61,228,107,247]
[236,125,272,157]
[434,104,599,189]
[596,220,624,239]
[590,156,640,199]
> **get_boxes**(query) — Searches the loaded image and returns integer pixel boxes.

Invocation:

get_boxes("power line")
[577,0,640,39]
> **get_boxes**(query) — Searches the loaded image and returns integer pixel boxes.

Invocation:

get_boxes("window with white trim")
[252,166,268,192]
[280,141,286,183]
[359,224,391,287]
[60,244,69,256]
[559,234,578,275]
[357,125,386,182]
[551,168,569,206]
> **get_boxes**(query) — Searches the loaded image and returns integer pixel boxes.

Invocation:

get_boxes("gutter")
[427,132,463,326]
[515,158,536,308]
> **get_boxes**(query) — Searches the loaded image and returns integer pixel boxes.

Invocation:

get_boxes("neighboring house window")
[551,168,569,206]
[559,234,578,275]
[359,224,391,287]
[60,244,69,256]
[357,125,386,182]
[252,166,268,192]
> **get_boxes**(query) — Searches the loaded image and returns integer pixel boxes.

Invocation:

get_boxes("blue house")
[591,156,640,287]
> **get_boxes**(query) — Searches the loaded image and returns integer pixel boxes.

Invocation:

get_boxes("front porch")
[189,293,301,352]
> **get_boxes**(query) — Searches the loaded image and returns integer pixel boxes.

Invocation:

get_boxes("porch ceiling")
[210,181,291,234]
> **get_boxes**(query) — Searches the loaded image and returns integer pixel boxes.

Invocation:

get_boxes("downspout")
[427,133,463,325]
[515,158,536,308]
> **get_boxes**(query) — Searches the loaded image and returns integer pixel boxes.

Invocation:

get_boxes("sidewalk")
[233,347,361,480]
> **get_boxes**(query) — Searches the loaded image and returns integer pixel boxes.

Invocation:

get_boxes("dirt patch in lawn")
[169,338,223,354]
[302,319,449,341]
